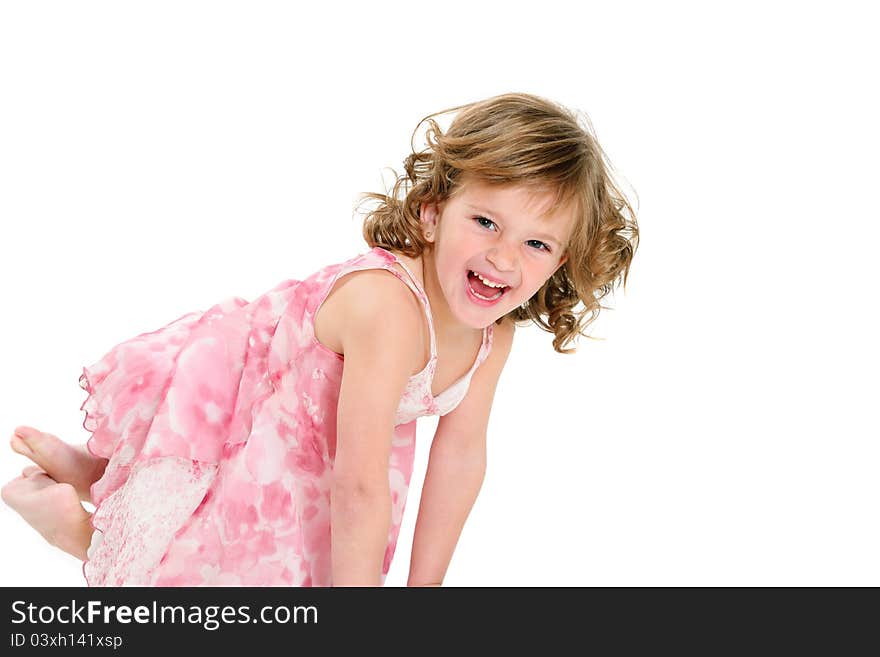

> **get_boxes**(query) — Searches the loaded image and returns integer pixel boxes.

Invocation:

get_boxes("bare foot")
[1,468,93,561]
[9,426,107,503]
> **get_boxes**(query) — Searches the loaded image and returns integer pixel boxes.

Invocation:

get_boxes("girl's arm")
[407,319,515,587]
[330,270,426,587]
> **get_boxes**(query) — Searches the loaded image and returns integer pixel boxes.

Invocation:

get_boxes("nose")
[486,244,516,273]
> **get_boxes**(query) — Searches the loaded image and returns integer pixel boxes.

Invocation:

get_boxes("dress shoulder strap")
[478,322,495,365]
[370,247,438,360]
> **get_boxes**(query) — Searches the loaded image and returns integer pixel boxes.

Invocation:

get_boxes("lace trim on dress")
[83,457,217,586]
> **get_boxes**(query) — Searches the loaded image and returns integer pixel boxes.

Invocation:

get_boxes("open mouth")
[467,270,510,302]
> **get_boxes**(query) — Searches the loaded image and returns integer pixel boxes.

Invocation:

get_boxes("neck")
[420,247,478,340]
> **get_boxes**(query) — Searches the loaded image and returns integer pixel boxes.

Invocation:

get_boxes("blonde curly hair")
[358,92,639,354]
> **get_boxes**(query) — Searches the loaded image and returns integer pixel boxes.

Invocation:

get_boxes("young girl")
[2,92,639,586]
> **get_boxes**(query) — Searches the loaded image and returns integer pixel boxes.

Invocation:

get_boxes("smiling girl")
[3,92,639,586]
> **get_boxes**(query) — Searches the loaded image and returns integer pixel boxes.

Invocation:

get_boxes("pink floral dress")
[78,246,494,586]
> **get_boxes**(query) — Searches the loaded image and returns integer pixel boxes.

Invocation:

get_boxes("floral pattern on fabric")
[79,247,494,586]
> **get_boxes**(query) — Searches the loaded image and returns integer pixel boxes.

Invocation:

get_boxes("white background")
[1,1,876,587]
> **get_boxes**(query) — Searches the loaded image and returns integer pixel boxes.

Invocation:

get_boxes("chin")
[459,302,515,330]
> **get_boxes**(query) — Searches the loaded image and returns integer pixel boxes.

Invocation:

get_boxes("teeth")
[472,288,504,301]
[471,271,507,288]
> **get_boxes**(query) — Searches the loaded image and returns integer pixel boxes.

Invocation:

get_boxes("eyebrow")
[466,203,563,244]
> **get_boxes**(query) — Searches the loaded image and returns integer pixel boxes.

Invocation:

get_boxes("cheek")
[521,259,545,280]
[522,262,556,294]
[438,239,471,272]
[446,231,476,254]
[435,252,466,294]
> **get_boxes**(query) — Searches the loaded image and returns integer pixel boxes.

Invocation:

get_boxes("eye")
[526,239,551,253]
[475,216,551,252]
[474,216,497,231]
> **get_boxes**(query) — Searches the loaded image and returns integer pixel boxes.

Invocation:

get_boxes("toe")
[13,426,40,441]
[12,428,60,470]
[1,476,27,506]
[0,479,15,505]
[21,471,56,491]
[10,434,34,458]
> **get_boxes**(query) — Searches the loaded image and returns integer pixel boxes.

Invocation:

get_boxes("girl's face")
[420,179,575,329]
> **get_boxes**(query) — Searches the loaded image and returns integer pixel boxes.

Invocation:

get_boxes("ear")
[419,201,440,243]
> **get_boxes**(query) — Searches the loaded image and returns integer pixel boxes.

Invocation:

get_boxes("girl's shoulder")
[312,249,427,366]
[316,246,424,293]
[380,248,425,288]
